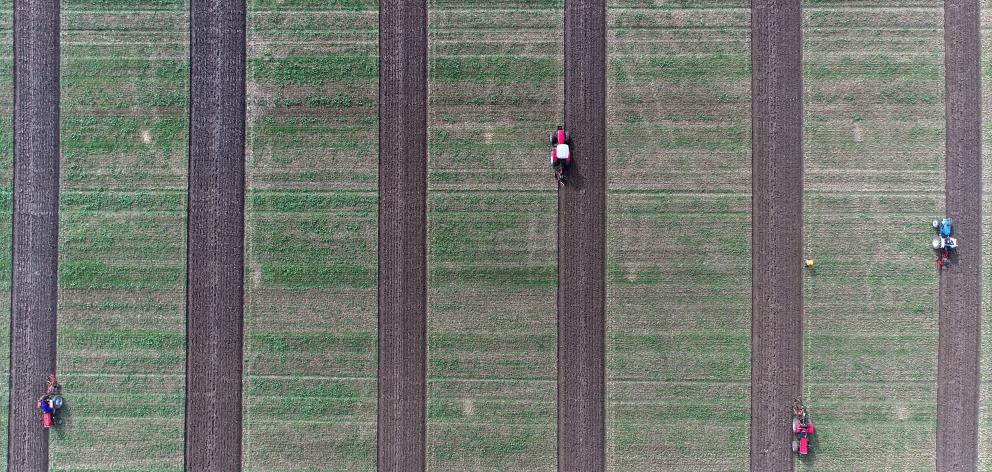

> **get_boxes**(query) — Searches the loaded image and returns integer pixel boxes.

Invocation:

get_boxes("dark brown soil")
[937,1,981,469]
[10,0,60,470]
[185,2,246,470]
[750,1,803,470]
[558,0,607,468]
[377,0,427,468]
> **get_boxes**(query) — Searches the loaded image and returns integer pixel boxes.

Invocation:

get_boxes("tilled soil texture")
[10,0,59,470]
[378,0,427,468]
[751,0,803,470]
[186,0,246,470]
[560,0,606,468]
[938,1,981,469]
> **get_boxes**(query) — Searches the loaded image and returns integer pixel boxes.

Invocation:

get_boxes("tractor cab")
[555,144,570,163]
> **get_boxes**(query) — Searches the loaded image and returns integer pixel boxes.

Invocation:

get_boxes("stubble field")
[801,2,944,469]
[605,2,752,471]
[51,2,188,470]
[979,1,991,469]
[426,0,561,469]
[244,1,379,470]
[0,5,10,471]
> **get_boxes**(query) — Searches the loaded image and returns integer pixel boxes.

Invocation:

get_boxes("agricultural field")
[426,1,561,469]
[605,2,751,470]
[51,2,188,471]
[0,0,986,470]
[801,2,944,470]
[243,2,378,470]
[980,3,992,469]
[0,5,11,471]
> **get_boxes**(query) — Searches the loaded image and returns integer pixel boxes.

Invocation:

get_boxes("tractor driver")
[37,394,56,428]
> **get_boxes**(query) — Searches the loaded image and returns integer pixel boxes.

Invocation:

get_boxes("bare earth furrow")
[559,0,607,468]
[751,0,803,470]
[936,0,982,469]
[378,0,427,467]
[186,0,246,469]
[10,0,59,469]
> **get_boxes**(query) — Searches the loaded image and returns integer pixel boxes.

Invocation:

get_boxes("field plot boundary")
[559,0,606,468]
[9,0,60,469]
[377,0,427,467]
[937,0,982,469]
[750,0,803,470]
[186,0,246,470]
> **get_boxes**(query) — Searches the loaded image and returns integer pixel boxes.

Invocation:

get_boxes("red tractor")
[549,126,572,185]
[36,374,64,429]
[792,398,814,457]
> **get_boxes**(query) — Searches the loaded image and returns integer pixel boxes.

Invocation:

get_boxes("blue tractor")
[932,218,957,268]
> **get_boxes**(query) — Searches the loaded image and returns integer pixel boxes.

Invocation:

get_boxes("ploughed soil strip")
[750,1,803,470]
[559,0,607,468]
[377,0,427,468]
[9,0,60,470]
[186,1,246,470]
[937,1,982,469]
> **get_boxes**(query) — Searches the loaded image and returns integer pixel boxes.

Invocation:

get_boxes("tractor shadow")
[50,403,73,440]
[948,248,961,267]
[565,170,584,190]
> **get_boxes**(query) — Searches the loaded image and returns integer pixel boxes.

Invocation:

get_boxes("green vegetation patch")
[430,56,556,84]
[250,55,377,85]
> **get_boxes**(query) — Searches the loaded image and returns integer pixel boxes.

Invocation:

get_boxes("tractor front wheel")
[550,132,557,146]
[792,440,798,453]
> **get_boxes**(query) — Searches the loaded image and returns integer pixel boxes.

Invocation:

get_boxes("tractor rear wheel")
[792,417,799,433]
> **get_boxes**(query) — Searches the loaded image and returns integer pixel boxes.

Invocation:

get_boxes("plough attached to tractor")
[792,397,814,458]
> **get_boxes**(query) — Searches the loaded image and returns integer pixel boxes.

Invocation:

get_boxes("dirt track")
[559,0,606,468]
[377,0,427,468]
[750,0,803,470]
[9,0,60,469]
[186,1,246,470]
[937,1,981,469]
